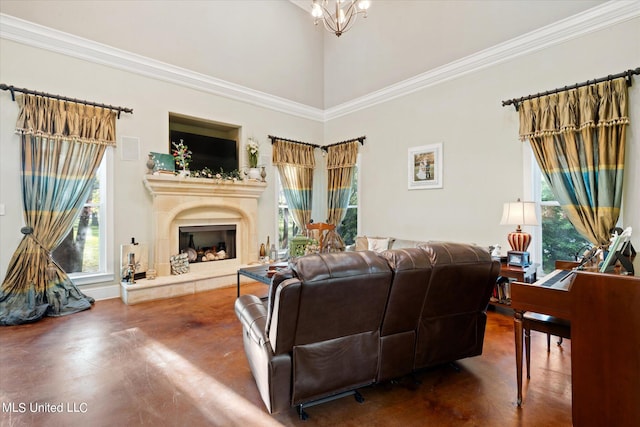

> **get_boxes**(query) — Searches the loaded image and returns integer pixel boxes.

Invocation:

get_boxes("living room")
[1,0,639,425]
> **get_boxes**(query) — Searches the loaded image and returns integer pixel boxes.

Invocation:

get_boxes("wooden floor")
[0,282,572,426]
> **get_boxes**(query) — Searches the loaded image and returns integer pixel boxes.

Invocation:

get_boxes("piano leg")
[525,326,531,379]
[514,309,524,406]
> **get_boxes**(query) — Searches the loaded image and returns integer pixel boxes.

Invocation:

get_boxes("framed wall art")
[408,143,443,190]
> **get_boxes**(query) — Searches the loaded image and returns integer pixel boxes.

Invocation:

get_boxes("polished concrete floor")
[0,282,572,426]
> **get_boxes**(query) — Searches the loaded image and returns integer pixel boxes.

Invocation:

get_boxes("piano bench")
[523,312,571,379]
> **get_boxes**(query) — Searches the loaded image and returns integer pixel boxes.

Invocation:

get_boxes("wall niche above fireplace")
[169,113,240,173]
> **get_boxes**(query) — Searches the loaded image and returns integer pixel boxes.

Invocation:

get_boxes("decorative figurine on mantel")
[146,153,155,174]
[172,139,192,177]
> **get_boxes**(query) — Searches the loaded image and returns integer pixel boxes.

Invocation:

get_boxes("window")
[277,174,300,253]
[532,161,591,274]
[52,152,113,284]
[337,163,358,246]
[276,159,359,252]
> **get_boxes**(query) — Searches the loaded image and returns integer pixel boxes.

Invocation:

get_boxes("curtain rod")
[321,136,366,152]
[268,135,321,149]
[501,67,640,111]
[0,84,134,118]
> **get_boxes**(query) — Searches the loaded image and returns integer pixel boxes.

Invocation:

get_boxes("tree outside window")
[539,174,591,274]
[52,158,108,278]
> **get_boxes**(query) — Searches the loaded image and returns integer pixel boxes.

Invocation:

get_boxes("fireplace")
[142,174,267,277]
[179,224,236,262]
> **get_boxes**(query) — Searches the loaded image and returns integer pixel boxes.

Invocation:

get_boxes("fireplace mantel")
[143,174,267,198]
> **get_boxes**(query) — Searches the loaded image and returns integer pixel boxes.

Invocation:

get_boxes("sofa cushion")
[355,236,395,251]
[368,237,390,252]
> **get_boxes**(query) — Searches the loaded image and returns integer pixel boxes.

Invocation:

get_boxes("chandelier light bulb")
[311,2,323,18]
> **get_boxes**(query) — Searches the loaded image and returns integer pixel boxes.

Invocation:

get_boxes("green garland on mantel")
[190,167,243,181]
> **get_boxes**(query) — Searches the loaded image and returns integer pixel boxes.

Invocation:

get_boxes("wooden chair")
[305,222,335,252]
[523,312,571,379]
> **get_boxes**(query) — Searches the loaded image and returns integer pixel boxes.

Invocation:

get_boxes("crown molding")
[324,1,640,120]
[0,13,325,122]
[2,1,639,123]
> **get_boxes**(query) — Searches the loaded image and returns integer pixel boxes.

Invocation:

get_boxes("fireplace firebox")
[179,225,236,262]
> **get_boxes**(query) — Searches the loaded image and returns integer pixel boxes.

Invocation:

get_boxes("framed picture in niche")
[150,152,175,174]
[408,143,443,190]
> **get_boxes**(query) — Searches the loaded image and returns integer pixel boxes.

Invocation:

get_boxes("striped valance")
[327,140,359,169]
[272,139,315,168]
[16,94,117,146]
[518,78,629,141]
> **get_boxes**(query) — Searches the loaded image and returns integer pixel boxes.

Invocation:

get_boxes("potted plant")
[246,137,261,180]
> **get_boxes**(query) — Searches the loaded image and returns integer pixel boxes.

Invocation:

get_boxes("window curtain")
[272,139,315,230]
[518,78,628,247]
[0,94,116,326]
[326,141,359,226]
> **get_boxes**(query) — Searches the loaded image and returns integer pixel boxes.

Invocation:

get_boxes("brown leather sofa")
[234,242,499,417]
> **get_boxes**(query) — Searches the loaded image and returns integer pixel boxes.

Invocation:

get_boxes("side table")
[500,262,537,283]
[237,262,289,297]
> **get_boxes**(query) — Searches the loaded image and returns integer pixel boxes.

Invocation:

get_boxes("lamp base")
[507,230,532,252]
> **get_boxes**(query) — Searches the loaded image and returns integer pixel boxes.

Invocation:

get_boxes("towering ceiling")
[0,0,606,109]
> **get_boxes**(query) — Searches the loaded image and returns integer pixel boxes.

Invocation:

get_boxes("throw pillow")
[368,237,390,253]
[355,236,369,251]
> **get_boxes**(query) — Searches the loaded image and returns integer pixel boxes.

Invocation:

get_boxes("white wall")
[326,16,640,256]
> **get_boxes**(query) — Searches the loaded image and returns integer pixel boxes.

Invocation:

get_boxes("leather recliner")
[235,242,499,415]
[235,250,392,414]
[414,242,500,369]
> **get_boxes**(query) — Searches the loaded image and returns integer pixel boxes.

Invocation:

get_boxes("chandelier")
[311,0,371,37]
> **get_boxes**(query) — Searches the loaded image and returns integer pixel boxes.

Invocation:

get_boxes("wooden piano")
[511,269,640,426]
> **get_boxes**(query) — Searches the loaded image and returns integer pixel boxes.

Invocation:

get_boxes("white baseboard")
[81,283,120,301]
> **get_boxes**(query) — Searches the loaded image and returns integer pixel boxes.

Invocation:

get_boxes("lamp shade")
[500,199,539,252]
[500,200,539,227]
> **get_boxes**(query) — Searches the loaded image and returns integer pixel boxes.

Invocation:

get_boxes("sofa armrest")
[235,295,268,346]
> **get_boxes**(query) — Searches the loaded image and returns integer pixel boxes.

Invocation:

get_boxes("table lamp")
[500,199,539,266]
